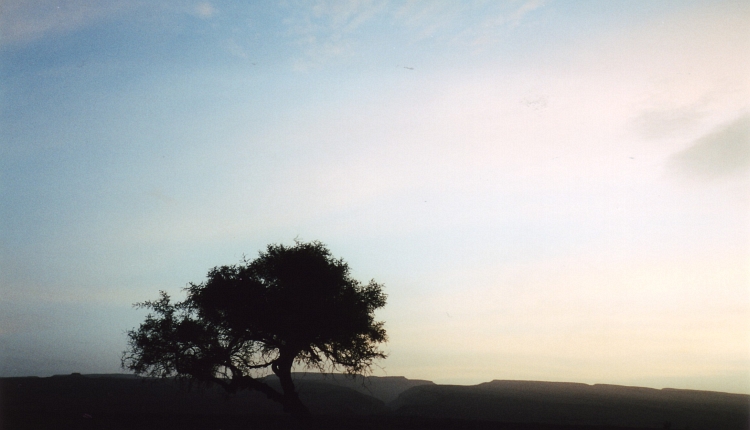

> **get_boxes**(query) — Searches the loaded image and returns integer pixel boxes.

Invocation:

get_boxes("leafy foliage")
[122,240,387,418]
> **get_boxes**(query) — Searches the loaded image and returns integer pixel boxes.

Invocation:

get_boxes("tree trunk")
[272,352,311,421]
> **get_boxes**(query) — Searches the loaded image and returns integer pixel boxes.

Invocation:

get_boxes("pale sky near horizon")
[1,1,748,394]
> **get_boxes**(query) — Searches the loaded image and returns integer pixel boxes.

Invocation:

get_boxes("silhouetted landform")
[283,372,435,403]
[390,380,750,430]
[2,373,748,429]
[1,373,389,417]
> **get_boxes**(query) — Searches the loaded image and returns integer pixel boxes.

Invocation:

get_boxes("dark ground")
[2,413,666,430]
[2,374,747,430]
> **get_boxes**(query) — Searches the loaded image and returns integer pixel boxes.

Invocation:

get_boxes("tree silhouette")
[122,240,387,420]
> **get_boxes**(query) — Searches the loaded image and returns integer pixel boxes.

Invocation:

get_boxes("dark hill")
[390,379,750,430]
[1,373,388,417]
[282,372,434,403]
[2,374,748,429]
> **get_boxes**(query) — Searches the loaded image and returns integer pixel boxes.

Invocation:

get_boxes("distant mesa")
[391,379,750,429]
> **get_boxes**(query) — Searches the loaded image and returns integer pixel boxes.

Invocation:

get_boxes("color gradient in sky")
[1,0,748,394]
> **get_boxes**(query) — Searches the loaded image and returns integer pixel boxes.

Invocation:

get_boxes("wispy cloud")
[507,0,544,27]
[282,0,386,69]
[417,0,545,48]
[0,0,140,47]
[0,0,217,47]
[311,0,384,31]
[194,2,216,19]
[668,114,750,179]
[283,0,546,69]
[392,2,461,40]
[633,105,707,139]
[393,0,545,46]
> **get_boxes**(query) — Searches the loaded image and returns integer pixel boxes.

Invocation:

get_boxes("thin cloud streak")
[0,0,139,47]
[283,0,545,69]
[669,114,750,178]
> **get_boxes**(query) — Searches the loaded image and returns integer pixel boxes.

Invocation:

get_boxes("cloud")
[194,2,215,19]
[442,0,544,48]
[0,0,141,47]
[392,2,460,39]
[222,38,249,59]
[0,0,216,47]
[507,0,544,27]
[283,0,386,69]
[668,114,750,178]
[283,0,546,69]
[311,0,383,30]
[633,106,706,139]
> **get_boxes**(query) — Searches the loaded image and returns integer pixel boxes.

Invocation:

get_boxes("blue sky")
[1,0,748,394]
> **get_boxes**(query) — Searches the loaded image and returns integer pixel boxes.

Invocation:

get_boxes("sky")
[1,0,748,394]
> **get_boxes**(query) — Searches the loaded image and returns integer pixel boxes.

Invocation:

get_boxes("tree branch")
[224,362,284,403]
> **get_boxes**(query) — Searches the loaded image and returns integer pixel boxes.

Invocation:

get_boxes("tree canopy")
[122,240,387,419]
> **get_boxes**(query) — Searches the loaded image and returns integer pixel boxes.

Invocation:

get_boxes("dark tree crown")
[122,240,387,418]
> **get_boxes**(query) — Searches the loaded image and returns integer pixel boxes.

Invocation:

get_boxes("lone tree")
[122,240,387,419]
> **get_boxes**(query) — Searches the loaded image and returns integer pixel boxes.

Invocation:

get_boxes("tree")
[122,240,387,420]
